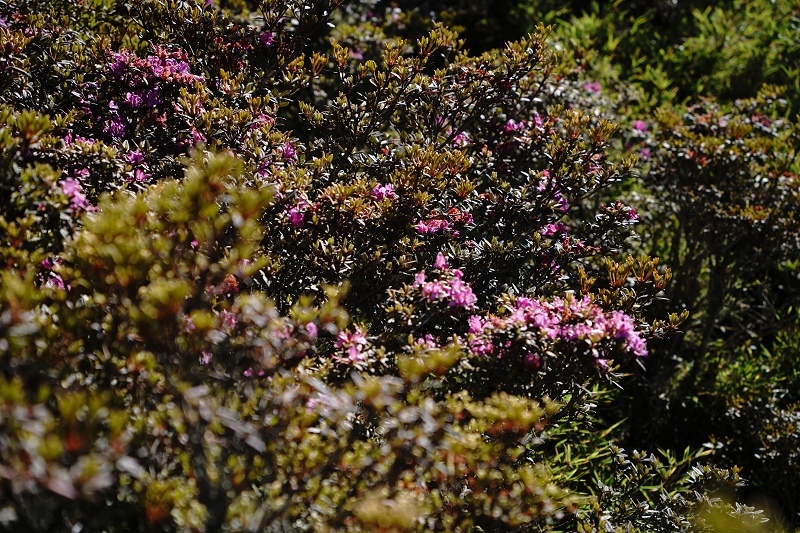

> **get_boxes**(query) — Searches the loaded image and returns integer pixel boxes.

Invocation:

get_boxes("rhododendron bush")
[0,0,779,531]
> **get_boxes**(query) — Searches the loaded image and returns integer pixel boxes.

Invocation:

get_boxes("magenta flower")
[334,327,368,363]
[108,51,129,76]
[452,132,470,147]
[281,142,296,161]
[434,252,449,270]
[468,315,485,334]
[44,272,66,290]
[633,120,648,132]
[504,119,526,133]
[540,222,567,236]
[468,295,648,363]
[414,264,477,309]
[220,310,237,331]
[60,177,90,210]
[127,150,144,165]
[371,183,396,201]
[191,127,207,145]
[260,32,275,47]
[447,275,477,308]
[130,169,150,182]
[103,115,125,138]
[421,280,446,300]
[415,334,437,349]
[553,192,569,212]
[415,218,450,234]
[532,111,543,130]
[287,206,306,228]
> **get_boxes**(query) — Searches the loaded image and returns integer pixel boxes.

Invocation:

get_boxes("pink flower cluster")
[451,132,470,147]
[280,142,296,161]
[286,197,311,228]
[60,177,91,211]
[287,205,306,228]
[108,47,204,85]
[504,119,526,133]
[540,222,568,236]
[413,253,477,309]
[415,218,451,234]
[371,183,396,201]
[334,326,368,363]
[584,81,602,94]
[467,295,648,364]
[415,209,472,235]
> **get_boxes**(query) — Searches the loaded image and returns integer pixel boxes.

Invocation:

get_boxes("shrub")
[0,0,773,531]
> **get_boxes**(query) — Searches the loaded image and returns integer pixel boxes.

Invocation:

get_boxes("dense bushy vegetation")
[0,0,798,531]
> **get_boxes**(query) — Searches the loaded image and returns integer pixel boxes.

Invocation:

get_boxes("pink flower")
[415,218,450,234]
[468,315,485,334]
[127,150,144,165]
[108,51,130,75]
[334,327,368,363]
[371,183,396,201]
[414,264,477,309]
[143,88,161,107]
[60,177,90,210]
[131,169,150,182]
[434,252,449,269]
[103,115,125,138]
[289,207,306,228]
[540,222,567,236]
[632,120,648,132]
[44,273,65,290]
[504,119,526,133]
[452,132,470,147]
[447,275,477,308]
[305,322,318,340]
[415,334,437,349]
[421,281,446,300]
[607,311,648,357]
[287,199,308,229]
[191,128,206,145]
[584,81,602,94]
[624,334,648,357]
[220,310,237,331]
[531,111,543,130]
[553,192,569,212]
